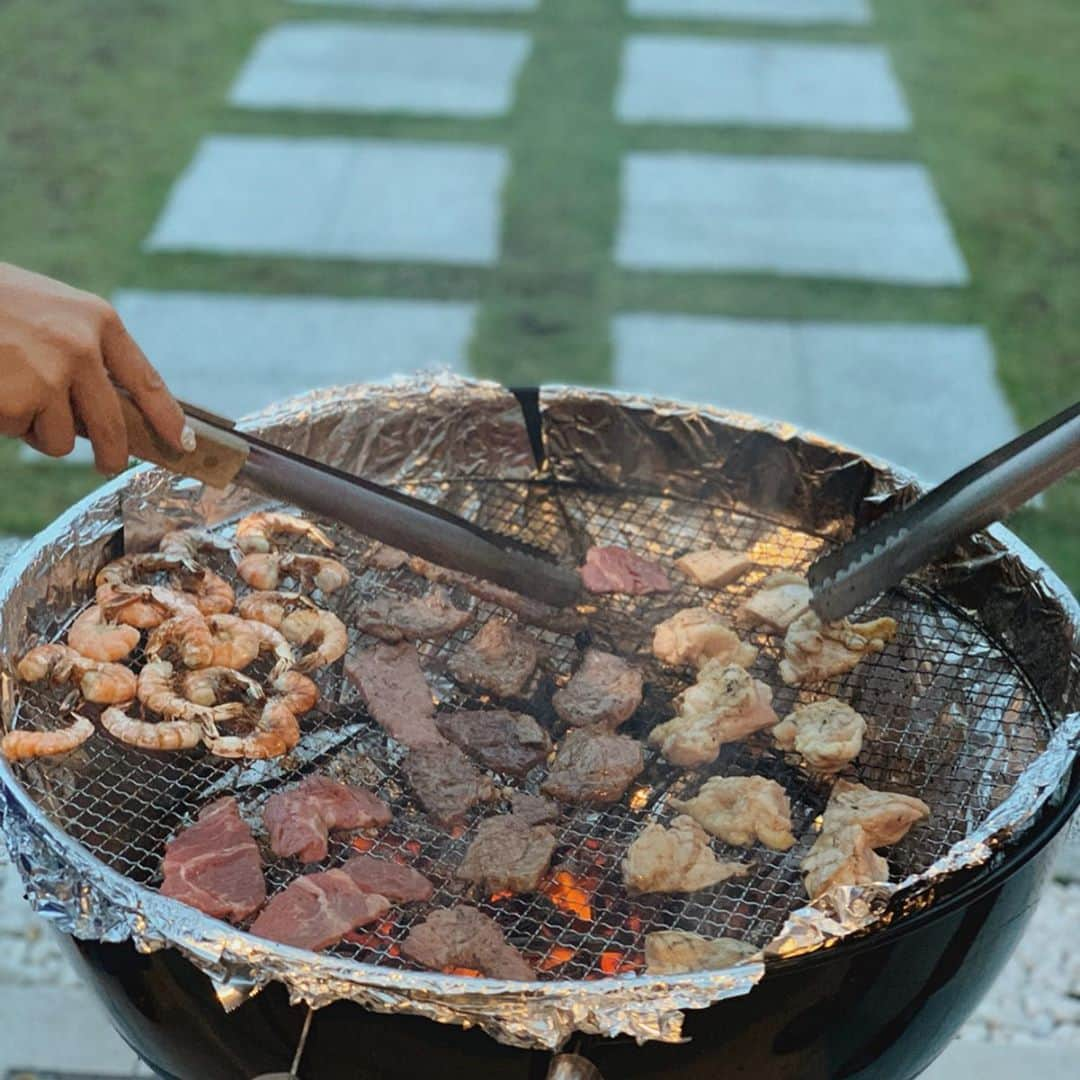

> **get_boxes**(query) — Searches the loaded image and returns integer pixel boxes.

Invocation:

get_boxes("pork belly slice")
[344,641,445,749]
[552,649,643,730]
[448,619,540,698]
[623,815,749,895]
[160,797,265,923]
[645,931,759,974]
[648,661,778,768]
[341,855,434,903]
[355,587,473,644]
[456,815,556,895]
[669,776,795,851]
[674,548,753,589]
[772,698,866,773]
[737,572,812,632]
[250,870,390,952]
[541,729,644,806]
[651,608,758,670]
[263,775,391,864]
[402,905,535,981]
[580,545,671,595]
[435,709,551,777]
[403,743,498,828]
[780,612,897,686]
[509,792,559,826]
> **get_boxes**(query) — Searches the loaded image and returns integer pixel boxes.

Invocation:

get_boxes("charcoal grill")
[1,378,1077,1080]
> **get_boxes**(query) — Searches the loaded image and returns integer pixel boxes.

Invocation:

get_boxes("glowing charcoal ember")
[542,870,594,922]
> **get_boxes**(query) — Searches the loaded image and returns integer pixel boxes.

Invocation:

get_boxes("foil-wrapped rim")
[1,374,1077,1052]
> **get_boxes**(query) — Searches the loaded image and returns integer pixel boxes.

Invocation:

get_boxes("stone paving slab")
[617,154,969,285]
[612,313,1016,482]
[231,22,531,118]
[617,37,909,131]
[293,0,537,10]
[924,1039,1076,1078]
[628,0,871,24]
[146,135,508,265]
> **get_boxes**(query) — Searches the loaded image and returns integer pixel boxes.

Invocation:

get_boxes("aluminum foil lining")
[1,373,1077,1053]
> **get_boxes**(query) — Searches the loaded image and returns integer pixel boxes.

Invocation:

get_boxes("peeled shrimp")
[203,698,301,760]
[17,644,136,705]
[237,552,350,595]
[181,667,263,709]
[206,615,261,670]
[235,512,334,554]
[100,705,202,752]
[67,606,140,663]
[169,566,235,616]
[1,715,95,762]
[158,528,236,562]
[98,584,201,629]
[270,669,319,716]
[146,614,215,669]
[136,660,243,733]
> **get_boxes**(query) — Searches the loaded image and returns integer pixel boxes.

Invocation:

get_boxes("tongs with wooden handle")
[809,401,1080,622]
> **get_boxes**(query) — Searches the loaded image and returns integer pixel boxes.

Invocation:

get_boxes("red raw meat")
[341,855,435,903]
[160,797,265,922]
[580,546,670,595]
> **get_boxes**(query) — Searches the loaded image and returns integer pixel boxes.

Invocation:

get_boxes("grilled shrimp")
[169,566,235,616]
[181,667,263,709]
[100,706,202,752]
[206,615,261,670]
[96,552,196,589]
[158,528,236,562]
[17,645,136,704]
[281,607,348,672]
[98,584,202,629]
[270,670,319,716]
[241,619,295,675]
[235,512,334,554]
[137,660,242,734]
[146,614,215,669]
[67,606,141,663]
[203,698,301,760]
[1,715,95,762]
[237,553,350,595]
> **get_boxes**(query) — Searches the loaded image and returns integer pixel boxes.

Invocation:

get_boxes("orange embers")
[489,890,514,902]
[539,946,576,972]
[404,840,422,855]
[444,966,483,977]
[543,870,593,922]
[626,915,643,934]
[599,950,640,975]
[351,836,375,853]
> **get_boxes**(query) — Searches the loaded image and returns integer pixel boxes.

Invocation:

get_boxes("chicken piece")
[448,619,540,698]
[541,730,644,805]
[552,649,643,730]
[652,608,757,670]
[822,780,930,847]
[648,662,778,768]
[772,699,867,773]
[674,548,753,589]
[780,612,897,686]
[623,815,750,895]
[736,572,811,632]
[456,815,557,894]
[802,824,890,899]
[669,776,795,851]
[645,931,759,974]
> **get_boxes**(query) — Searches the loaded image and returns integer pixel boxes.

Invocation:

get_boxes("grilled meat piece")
[541,730,644,805]
[341,855,434,903]
[355,587,473,644]
[772,699,867,773]
[345,642,444,748]
[670,776,795,851]
[737,572,812,632]
[780,612,897,686]
[509,792,559,826]
[365,543,408,572]
[250,870,389,952]
[160,798,265,923]
[580,545,671,595]
[263,775,391,864]
[648,661,778,767]
[651,608,757,670]
[435,709,551,777]
[674,547,753,589]
[448,619,540,698]
[623,815,749,895]
[645,931,759,974]
[802,824,889,899]
[456,815,557,894]
[402,905,535,981]
[552,649,643,730]
[404,743,497,828]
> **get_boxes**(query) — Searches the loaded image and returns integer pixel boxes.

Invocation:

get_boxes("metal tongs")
[809,401,1080,622]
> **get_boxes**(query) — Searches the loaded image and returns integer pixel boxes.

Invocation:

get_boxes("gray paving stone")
[613,313,1017,483]
[922,1039,1075,1079]
[628,0,871,24]
[231,22,531,118]
[617,38,909,131]
[616,154,969,285]
[146,135,508,265]
[293,0,537,10]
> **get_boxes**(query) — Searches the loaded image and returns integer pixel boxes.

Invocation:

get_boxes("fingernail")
[180,424,197,453]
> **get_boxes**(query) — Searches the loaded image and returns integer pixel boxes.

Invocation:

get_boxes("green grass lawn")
[0,0,1076,592]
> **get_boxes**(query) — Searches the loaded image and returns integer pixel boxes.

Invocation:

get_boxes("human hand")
[0,262,190,474]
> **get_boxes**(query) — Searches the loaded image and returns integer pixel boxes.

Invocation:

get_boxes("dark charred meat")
[456,815,556,894]
[263,775,391,863]
[448,620,540,698]
[541,730,644,805]
[402,905,535,980]
[344,642,444,749]
[510,792,559,825]
[249,870,390,952]
[435,709,551,777]
[160,798,265,923]
[551,649,643,730]
[341,855,434,903]
[403,743,497,828]
[580,545,670,595]
[355,587,473,644]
